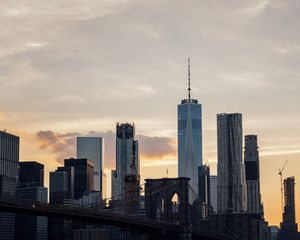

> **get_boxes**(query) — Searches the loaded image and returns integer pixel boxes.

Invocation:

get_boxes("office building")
[244,135,263,214]
[15,183,48,240]
[111,170,117,200]
[114,123,139,201]
[209,175,217,213]
[19,161,44,187]
[178,59,202,198]
[77,137,104,194]
[278,177,300,240]
[50,166,74,203]
[64,158,94,199]
[217,113,247,213]
[198,165,211,217]
[49,166,75,240]
[0,130,19,240]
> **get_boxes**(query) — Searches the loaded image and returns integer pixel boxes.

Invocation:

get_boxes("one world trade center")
[178,59,203,199]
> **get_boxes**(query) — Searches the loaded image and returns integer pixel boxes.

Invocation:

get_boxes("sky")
[0,0,300,226]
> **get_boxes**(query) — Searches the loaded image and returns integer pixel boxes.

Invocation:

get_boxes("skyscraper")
[50,166,74,203]
[278,177,300,240]
[64,158,94,200]
[76,137,104,194]
[198,165,211,217]
[49,166,74,240]
[244,135,262,214]
[178,59,202,197]
[113,123,139,201]
[0,130,19,240]
[217,113,247,213]
[209,175,218,213]
[19,161,44,187]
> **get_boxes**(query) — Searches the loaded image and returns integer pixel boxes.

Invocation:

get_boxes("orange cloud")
[35,130,176,169]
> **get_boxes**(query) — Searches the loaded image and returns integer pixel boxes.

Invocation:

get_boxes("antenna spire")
[188,58,191,101]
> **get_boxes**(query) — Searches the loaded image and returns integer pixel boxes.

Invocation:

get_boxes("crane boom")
[279,160,289,216]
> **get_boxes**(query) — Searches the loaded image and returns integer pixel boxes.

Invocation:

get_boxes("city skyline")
[1,0,300,227]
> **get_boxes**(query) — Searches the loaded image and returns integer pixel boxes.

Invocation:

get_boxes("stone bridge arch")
[144,177,190,228]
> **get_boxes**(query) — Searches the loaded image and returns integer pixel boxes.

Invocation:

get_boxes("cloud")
[136,135,176,159]
[36,130,78,163]
[35,130,176,169]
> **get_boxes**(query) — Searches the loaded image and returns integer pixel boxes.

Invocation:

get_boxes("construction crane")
[279,160,288,215]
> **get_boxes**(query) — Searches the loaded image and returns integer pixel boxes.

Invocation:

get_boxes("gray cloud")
[36,130,176,168]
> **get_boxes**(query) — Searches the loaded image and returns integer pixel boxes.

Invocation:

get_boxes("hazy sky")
[1,0,300,226]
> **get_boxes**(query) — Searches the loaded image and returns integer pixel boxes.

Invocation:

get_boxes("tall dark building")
[198,165,211,217]
[49,166,75,240]
[278,177,300,240]
[0,130,19,239]
[50,166,74,203]
[244,135,262,214]
[19,161,44,187]
[64,158,94,199]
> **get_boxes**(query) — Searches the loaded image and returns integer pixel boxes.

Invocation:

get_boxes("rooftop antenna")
[188,58,191,101]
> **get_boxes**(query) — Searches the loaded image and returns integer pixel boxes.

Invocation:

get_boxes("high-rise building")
[50,166,74,203]
[0,130,19,239]
[64,158,94,199]
[76,137,104,194]
[217,113,247,213]
[209,175,218,213]
[15,183,48,240]
[178,59,202,198]
[0,130,19,182]
[278,177,300,240]
[114,123,139,200]
[244,135,262,214]
[111,170,117,200]
[198,165,211,217]
[19,161,44,187]
[49,166,75,240]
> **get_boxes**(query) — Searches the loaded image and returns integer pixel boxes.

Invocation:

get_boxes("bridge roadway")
[0,197,222,240]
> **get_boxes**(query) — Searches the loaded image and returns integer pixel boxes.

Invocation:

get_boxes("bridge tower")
[145,177,191,238]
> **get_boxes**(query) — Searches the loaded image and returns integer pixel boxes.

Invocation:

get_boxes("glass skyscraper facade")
[178,99,202,197]
[77,137,104,195]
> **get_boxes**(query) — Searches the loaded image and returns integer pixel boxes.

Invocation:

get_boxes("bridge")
[0,196,223,240]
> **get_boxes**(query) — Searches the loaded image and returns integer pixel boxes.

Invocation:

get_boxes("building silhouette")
[217,113,247,213]
[209,175,218,213]
[278,177,300,240]
[49,165,75,240]
[64,158,94,200]
[178,59,202,199]
[19,161,44,187]
[0,130,19,239]
[198,165,211,217]
[76,137,104,197]
[15,182,48,240]
[50,166,74,203]
[244,135,263,214]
